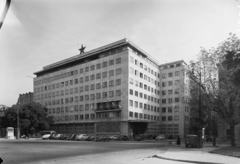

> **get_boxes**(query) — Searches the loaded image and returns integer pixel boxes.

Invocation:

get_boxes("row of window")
[39,90,121,106]
[129,100,159,113]
[35,57,122,85]
[161,98,180,104]
[129,89,159,104]
[160,63,182,70]
[35,69,122,92]
[129,79,160,95]
[53,114,96,121]
[161,106,179,113]
[36,79,122,100]
[129,111,159,121]
[162,71,181,78]
[162,89,180,95]
[129,67,159,87]
[161,116,179,121]
[162,80,180,87]
[130,55,159,76]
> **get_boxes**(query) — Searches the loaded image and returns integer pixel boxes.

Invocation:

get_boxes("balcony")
[95,101,122,113]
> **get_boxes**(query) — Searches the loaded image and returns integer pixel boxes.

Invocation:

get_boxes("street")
[0,139,167,164]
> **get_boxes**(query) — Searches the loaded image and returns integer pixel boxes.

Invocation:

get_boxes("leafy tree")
[1,102,54,135]
[192,33,240,147]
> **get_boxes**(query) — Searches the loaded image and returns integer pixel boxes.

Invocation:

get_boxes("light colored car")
[109,135,118,140]
[41,131,56,140]
[75,134,88,141]
[156,135,166,140]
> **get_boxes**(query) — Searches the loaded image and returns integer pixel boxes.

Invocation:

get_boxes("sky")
[0,0,240,107]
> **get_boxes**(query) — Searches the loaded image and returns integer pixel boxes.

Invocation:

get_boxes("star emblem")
[79,44,86,54]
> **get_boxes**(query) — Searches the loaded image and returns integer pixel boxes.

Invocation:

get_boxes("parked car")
[185,135,199,147]
[117,135,129,141]
[75,134,88,141]
[156,135,166,141]
[53,134,62,140]
[49,133,56,140]
[109,135,118,140]
[95,135,110,142]
[135,135,145,141]
[59,134,68,140]
[41,131,56,140]
[86,135,95,141]
[66,134,76,140]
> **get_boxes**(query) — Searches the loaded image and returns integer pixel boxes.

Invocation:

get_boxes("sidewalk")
[154,142,240,164]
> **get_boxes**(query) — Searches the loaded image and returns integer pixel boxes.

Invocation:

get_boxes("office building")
[34,39,190,138]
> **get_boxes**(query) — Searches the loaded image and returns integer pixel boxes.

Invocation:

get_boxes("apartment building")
[159,61,191,138]
[33,39,161,138]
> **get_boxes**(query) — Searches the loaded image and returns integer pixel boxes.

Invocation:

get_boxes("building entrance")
[129,122,148,138]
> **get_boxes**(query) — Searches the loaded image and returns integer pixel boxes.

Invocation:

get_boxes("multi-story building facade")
[159,61,191,138]
[33,39,190,138]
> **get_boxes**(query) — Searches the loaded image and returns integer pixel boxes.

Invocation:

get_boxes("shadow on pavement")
[152,155,224,164]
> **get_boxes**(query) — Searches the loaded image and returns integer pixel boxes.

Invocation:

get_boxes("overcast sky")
[1,0,240,107]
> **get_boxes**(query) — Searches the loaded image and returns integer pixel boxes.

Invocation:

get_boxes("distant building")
[17,92,34,105]
[159,61,191,138]
[33,39,191,138]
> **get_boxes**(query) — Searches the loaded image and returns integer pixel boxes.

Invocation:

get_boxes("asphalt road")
[0,139,167,164]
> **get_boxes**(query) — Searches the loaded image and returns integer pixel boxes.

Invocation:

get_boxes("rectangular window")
[135,101,138,108]
[102,61,108,67]
[116,68,122,75]
[129,111,133,117]
[129,100,133,106]
[168,116,173,121]
[168,81,173,86]
[80,68,83,74]
[162,99,166,104]
[175,71,180,76]
[109,91,114,97]
[96,73,101,79]
[162,90,166,96]
[109,70,114,76]
[168,107,173,113]
[90,74,95,80]
[102,81,107,88]
[116,79,121,85]
[168,90,173,95]
[168,72,173,77]
[90,65,95,71]
[109,80,114,87]
[79,77,83,83]
[168,98,173,103]
[96,83,101,89]
[90,84,95,90]
[96,63,101,69]
[85,66,89,72]
[109,59,114,66]
[116,90,121,96]
[85,76,89,82]
[97,93,101,99]
[162,116,166,121]
[102,92,107,98]
[162,82,166,87]
[102,71,107,78]
[116,57,121,64]
[175,98,180,102]
[85,85,89,91]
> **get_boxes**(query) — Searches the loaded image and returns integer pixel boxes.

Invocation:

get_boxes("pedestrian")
[177,136,181,146]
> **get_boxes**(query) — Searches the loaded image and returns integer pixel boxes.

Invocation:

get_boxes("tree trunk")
[230,125,236,147]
